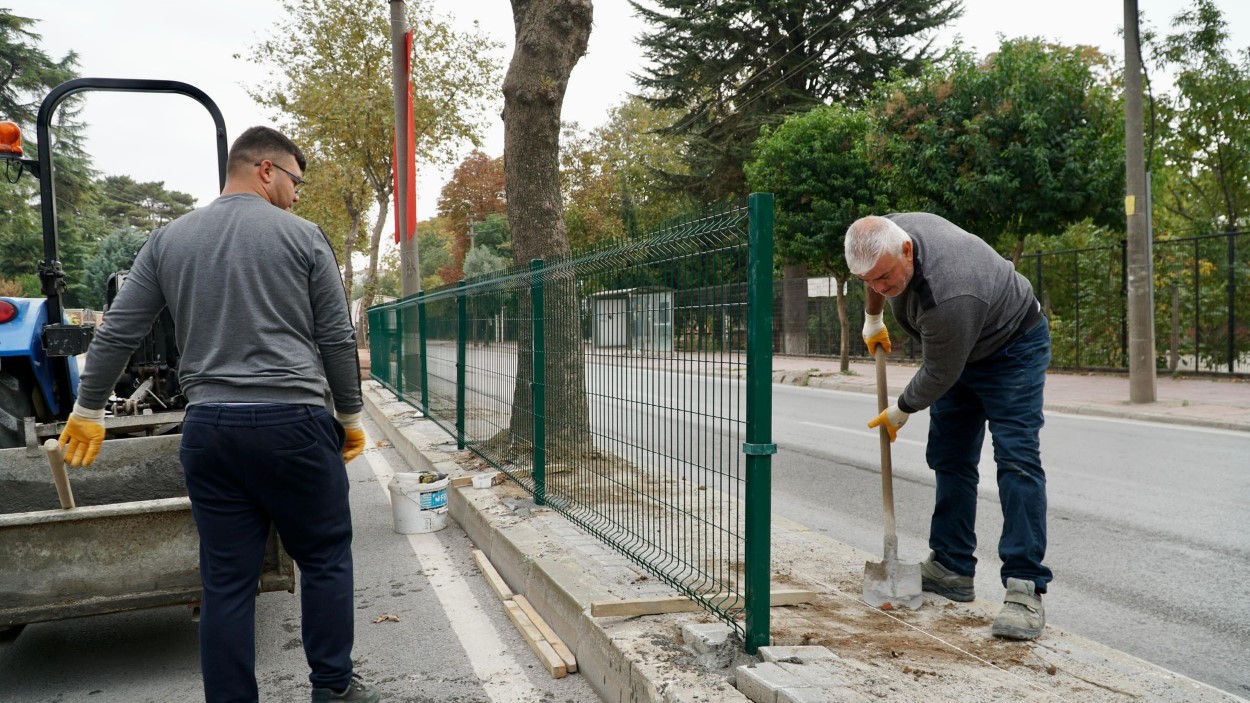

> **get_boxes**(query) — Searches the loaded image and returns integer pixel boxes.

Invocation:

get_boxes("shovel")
[862,347,922,610]
[43,438,76,509]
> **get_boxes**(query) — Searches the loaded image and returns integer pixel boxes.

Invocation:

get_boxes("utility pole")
[391,0,420,297]
[1124,0,1156,402]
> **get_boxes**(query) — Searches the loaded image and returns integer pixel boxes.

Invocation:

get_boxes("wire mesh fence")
[367,194,776,650]
[766,230,1248,375]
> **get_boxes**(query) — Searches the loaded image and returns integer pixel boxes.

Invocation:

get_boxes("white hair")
[844,216,911,276]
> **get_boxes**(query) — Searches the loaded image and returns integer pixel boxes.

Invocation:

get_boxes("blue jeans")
[181,404,354,702]
[926,320,1053,593]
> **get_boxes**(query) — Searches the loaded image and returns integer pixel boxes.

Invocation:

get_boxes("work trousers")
[926,320,1054,593]
[181,403,354,702]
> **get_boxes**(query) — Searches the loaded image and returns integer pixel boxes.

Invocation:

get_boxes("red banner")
[393,29,417,243]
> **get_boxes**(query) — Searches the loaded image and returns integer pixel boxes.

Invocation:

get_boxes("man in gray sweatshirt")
[58,127,379,702]
[845,213,1050,641]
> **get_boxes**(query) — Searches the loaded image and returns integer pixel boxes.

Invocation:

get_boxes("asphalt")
[361,359,1250,703]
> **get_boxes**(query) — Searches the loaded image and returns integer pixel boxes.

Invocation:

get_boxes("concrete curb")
[361,382,749,703]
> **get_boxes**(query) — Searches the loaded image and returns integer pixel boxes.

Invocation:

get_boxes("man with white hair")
[845,213,1050,641]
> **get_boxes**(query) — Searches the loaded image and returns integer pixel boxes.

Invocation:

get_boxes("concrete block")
[736,662,810,703]
[758,645,840,664]
[777,660,847,689]
[682,622,732,654]
[777,687,828,703]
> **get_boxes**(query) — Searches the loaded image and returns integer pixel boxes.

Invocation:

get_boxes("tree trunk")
[503,0,593,459]
[835,274,850,373]
[355,194,390,349]
[781,262,809,356]
[342,208,361,301]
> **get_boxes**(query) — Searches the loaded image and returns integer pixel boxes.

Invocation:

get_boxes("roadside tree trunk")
[782,262,809,356]
[502,0,593,460]
[835,274,850,373]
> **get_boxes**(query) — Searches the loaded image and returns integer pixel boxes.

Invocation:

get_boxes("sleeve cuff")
[71,403,106,420]
[896,397,919,415]
[335,411,362,429]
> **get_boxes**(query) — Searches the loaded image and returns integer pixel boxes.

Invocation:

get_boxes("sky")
[9,0,1250,240]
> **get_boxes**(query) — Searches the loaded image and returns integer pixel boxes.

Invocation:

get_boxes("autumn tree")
[244,0,502,341]
[293,151,373,299]
[436,150,506,282]
[745,104,892,366]
[503,0,593,457]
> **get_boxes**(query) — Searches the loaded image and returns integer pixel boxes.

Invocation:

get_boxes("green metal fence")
[368,194,776,651]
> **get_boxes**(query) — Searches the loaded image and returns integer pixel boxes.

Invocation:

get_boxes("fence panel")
[368,197,776,648]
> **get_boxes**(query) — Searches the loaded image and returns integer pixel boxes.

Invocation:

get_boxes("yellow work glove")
[58,403,106,468]
[863,312,891,355]
[868,404,909,443]
[336,411,365,463]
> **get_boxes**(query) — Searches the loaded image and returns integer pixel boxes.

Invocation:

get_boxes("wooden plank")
[450,475,474,488]
[514,595,577,673]
[503,599,567,678]
[589,588,817,618]
[471,549,514,601]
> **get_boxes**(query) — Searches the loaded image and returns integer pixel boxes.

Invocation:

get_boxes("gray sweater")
[886,213,1039,414]
[77,193,362,414]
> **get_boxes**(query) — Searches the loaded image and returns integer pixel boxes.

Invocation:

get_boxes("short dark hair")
[227,126,306,175]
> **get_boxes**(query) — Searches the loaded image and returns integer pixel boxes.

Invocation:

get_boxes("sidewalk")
[771,355,1250,433]
[362,374,1248,703]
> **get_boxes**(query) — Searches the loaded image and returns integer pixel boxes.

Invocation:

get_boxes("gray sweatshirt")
[77,193,362,414]
[886,213,1040,414]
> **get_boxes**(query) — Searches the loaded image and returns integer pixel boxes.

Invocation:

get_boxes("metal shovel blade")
[863,540,923,610]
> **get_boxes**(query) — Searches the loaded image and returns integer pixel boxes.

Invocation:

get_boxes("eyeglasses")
[255,160,305,193]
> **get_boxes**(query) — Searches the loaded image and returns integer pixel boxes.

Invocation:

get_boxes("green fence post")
[744,192,776,654]
[456,281,467,450]
[530,258,546,507]
[395,304,405,402]
[417,292,429,415]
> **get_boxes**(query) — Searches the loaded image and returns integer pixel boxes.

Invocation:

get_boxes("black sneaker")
[920,551,975,602]
[311,673,381,702]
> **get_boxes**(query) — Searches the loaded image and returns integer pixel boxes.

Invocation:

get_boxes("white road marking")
[798,420,928,449]
[362,428,541,703]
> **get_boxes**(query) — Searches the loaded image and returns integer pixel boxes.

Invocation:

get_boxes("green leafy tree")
[872,38,1125,253]
[244,0,502,341]
[746,104,892,365]
[633,0,960,203]
[1150,0,1250,236]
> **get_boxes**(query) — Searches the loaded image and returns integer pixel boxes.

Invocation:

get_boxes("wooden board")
[589,588,817,618]
[471,549,514,601]
[503,599,567,678]
[514,595,577,673]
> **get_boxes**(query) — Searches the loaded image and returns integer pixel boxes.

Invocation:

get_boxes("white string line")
[803,574,1077,703]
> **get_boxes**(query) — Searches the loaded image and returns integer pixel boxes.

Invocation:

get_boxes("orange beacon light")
[0,121,23,158]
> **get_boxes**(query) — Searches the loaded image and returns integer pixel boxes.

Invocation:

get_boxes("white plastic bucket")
[389,473,449,534]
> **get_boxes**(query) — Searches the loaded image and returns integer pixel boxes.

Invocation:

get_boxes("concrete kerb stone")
[362,381,753,703]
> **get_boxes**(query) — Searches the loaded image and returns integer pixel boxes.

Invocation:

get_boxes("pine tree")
[632,0,960,201]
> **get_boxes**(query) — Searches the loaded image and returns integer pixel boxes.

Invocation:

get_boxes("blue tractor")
[0,78,228,449]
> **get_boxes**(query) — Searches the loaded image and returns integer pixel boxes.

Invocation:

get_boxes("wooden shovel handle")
[44,438,75,510]
[874,348,897,543]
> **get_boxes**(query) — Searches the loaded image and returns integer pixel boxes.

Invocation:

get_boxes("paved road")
[0,414,597,703]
